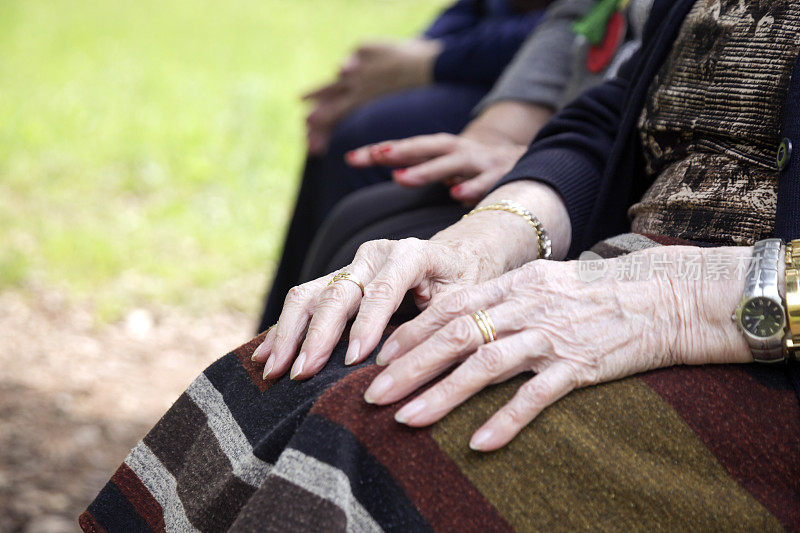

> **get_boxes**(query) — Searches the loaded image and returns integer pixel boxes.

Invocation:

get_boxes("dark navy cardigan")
[424,0,546,87]
[496,0,800,390]
[498,0,800,256]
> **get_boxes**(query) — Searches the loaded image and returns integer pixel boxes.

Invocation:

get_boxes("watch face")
[741,297,785,338]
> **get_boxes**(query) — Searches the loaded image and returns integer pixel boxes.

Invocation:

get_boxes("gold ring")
[328,271,365,296]
[471,309,496,344]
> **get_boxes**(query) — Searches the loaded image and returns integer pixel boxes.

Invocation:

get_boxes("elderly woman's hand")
[346,133,527,205]
[304,39,442,155]
[364,245,753,452]
[251,237,490,381]
[251,180,572,382]
[345,101,553,204]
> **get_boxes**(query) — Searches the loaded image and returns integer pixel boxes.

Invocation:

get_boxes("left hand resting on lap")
[252,180,572,383]
[364,246,754,452]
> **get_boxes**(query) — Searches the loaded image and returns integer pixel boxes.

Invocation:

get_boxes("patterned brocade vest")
[630,0,800,246]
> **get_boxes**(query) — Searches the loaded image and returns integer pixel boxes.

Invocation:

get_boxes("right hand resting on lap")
[346,132,528,205]
[252,180,572,381]
[345,101,553,204]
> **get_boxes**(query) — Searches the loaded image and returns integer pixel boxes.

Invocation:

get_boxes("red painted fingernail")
[345,150,357,161]
[450,184,464,196]
[393,169,407,179]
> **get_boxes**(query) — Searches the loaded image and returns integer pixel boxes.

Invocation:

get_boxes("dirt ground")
[0,288,253,532]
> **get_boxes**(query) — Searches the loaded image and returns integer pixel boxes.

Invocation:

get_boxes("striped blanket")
[81,234,800,531]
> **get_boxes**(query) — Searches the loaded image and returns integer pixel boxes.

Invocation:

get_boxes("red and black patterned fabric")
[81,234,800,532]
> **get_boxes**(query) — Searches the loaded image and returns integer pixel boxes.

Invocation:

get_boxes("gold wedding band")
[471,309,496,344]
[328,271,366,296]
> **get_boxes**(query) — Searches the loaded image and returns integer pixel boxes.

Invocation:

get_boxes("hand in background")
[304,39,441,155]
[346,101,553,204]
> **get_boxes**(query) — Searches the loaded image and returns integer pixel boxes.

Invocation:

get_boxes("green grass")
[0,0,447,320]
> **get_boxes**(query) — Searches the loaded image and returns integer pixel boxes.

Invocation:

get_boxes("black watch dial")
[741,297,785,338]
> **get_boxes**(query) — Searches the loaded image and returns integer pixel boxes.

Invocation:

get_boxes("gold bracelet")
[784,239,800,360]
[462,200,552,259]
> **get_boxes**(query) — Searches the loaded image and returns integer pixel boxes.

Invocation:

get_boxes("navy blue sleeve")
[423,0,482,39]
[493,65,634,255]
[491,0,678,255]
[432,11,546,86]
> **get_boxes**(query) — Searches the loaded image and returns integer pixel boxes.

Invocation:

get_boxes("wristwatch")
[734,238,787,363]
[783,239,800,361]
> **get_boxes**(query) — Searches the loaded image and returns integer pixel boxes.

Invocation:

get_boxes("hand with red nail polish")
[345,101,553,204]
[345,129,528,204]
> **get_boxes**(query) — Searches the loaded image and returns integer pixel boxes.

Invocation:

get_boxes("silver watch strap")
[746,238,784,361]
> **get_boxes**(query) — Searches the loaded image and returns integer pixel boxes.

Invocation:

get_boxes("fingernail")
[450,184,464,197]
[345,150,356,160]
[262,355,275,380]
[364,374,394,404]
[395,399,426,424]
[290,352,306,380]
[394,168,406,175]
[469,428,494,451]
[375,340,398,366]
[252,343,266,361]
[345,339,361,365]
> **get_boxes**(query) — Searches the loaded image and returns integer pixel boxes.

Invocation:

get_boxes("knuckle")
[501,404,528,427]
[406,353,428,380]
[397,237,422,251]
[439,317,475,348]
[473,345,505,375]
[431,377,459,402]
[319,282,350,305]
[564,360,596,388]
[285,284,312,306]
[439,290,470,316]
[442,134,458,150]
[355,239,388,259]
[272,330,287,348]
[365,279,395,302]
[521,260,547,281]
[354,241,377,259]
[304,323,327,345]
[503,305,529,331]
[517,380,549,409]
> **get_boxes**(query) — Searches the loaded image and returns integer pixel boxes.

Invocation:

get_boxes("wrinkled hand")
[251,234,499,382]
[304,39,441,155]
[251,179,571,384]
[363,246,752,452]
[346,132,527,204]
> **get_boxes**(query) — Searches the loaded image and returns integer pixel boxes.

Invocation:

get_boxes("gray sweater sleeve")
[473,0,598,114]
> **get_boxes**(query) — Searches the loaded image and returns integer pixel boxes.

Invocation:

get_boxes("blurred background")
[0,0,445,529]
